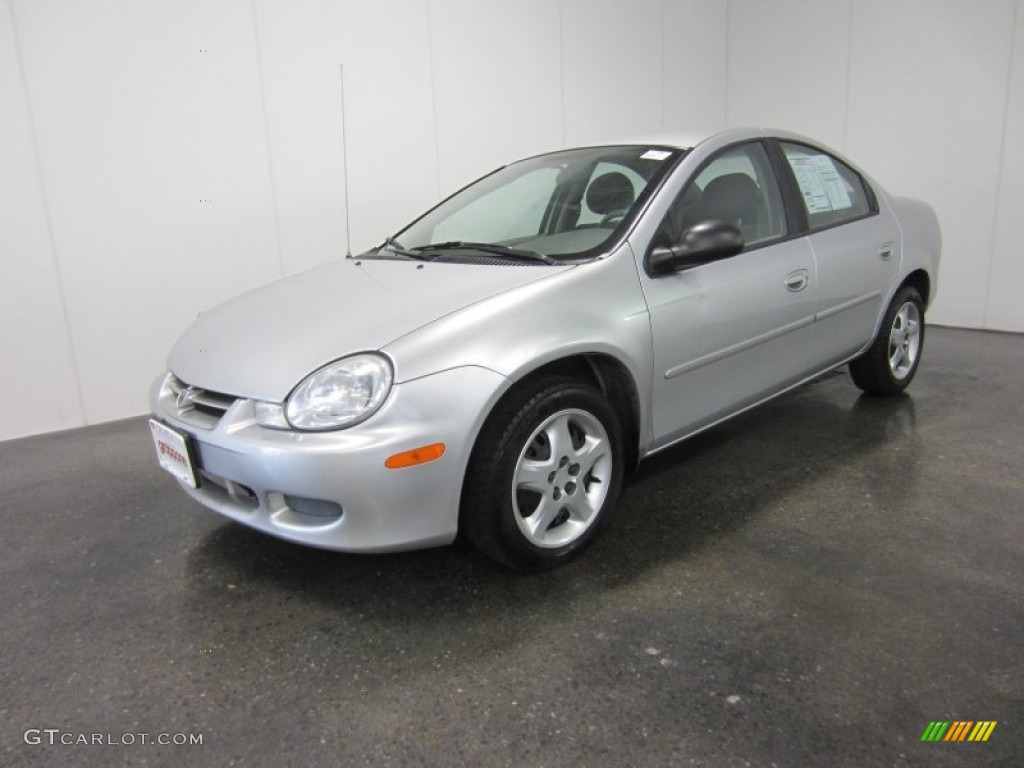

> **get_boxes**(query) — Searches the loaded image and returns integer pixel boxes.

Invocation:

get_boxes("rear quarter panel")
[886,192,942,308]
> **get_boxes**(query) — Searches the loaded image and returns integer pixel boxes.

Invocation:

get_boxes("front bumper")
[149,365,507,552]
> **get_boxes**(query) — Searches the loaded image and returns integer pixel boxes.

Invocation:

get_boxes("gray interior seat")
[699,173,763,242]
[585,172,636,222]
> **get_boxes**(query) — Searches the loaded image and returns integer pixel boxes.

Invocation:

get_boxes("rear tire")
[849,286,925,395]
[461,376,624,571]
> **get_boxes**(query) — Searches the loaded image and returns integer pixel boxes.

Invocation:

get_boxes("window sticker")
[788,153,853,213]
[809,154,852,210]
[641,149,672,161]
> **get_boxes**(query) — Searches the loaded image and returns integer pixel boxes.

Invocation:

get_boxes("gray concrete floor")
[1,327,1022,767]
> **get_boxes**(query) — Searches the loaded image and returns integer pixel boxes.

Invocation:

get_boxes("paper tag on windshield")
[641,149,672,161]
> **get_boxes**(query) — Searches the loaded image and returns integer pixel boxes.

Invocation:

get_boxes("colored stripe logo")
[921,721,997,742]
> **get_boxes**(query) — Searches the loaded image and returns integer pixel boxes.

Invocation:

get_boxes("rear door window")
[781,142,875,229]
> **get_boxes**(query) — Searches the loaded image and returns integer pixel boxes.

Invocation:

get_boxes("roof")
[575,126,768,152]
[610,128,722,150]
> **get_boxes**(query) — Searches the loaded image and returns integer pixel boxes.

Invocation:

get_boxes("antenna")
[340,63,352,258]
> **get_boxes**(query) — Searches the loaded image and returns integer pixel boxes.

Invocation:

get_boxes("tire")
[461,376,625,571]
[849,286,925,395]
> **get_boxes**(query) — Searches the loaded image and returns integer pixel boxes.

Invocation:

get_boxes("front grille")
[167,375,237,429]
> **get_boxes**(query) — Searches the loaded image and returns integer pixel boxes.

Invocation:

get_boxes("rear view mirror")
[647,220,744,275]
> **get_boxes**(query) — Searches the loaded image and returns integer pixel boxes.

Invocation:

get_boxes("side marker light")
[384,443,446,469]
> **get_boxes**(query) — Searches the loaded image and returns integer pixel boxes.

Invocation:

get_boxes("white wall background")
[0,0,1020,441]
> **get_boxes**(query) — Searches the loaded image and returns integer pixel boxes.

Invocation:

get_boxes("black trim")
[766,138,807,233]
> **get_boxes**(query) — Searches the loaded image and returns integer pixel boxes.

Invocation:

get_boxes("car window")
[658,141,787,249]
[781,142,873,229]
[393,145,682,260]
[433,167,558,244]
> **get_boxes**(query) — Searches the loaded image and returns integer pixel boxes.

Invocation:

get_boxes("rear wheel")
[461,376,624,571]
[849,286,925,395]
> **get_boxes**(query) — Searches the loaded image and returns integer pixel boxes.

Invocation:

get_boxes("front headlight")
[282,353,393,431]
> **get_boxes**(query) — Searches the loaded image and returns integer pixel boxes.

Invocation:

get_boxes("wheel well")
[506,355,642,473]
[901,269,931,307]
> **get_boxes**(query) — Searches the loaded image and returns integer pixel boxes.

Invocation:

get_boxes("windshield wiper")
[378,237,433,261]
[411,241,559,265]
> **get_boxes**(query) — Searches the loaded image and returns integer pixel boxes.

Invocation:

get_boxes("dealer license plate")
[149,419,198,488]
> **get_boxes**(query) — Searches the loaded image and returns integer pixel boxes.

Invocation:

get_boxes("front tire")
[461,376,624,571]
[849,286,925,395]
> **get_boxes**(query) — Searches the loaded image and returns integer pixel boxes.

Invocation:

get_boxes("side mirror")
[646,220,744,276]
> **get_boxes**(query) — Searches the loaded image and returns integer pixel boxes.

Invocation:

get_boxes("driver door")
[638,141,818,450]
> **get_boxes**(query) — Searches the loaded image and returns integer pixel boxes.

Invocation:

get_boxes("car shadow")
[597,377,920,580]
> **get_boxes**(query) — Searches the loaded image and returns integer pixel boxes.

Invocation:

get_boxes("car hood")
[168,258,573,401]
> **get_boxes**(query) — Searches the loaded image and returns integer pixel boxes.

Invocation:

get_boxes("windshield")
[383,145,682,263]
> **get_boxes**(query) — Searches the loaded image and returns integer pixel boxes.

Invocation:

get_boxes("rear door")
[777,142,901,367]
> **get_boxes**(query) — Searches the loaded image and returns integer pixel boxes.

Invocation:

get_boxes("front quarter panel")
[383,246,655,447]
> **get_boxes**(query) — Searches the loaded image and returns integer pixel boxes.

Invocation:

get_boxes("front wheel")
[461,376,624,571]
[849,286,925,395]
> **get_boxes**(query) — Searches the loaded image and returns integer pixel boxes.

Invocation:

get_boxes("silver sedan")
[149,127,941,570]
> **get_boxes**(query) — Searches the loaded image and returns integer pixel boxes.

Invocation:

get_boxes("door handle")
[784,270,809,292]
[879,244,893,261]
